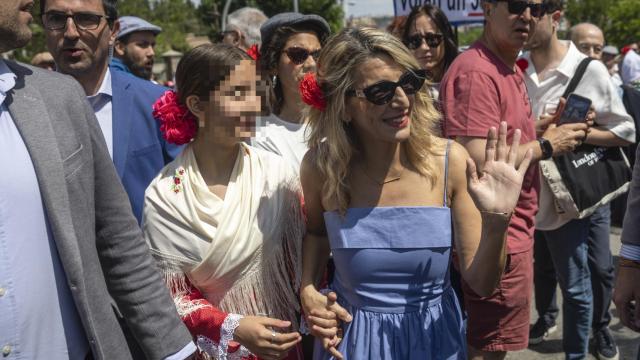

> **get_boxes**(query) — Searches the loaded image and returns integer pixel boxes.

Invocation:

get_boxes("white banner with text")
[393,0,484,24]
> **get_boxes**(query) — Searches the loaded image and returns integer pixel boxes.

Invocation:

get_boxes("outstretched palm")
[466,122,533,214]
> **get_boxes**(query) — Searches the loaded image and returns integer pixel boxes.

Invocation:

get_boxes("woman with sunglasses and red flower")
[401,5,459,101]
[252,13,331,169]
[298,27,534,360]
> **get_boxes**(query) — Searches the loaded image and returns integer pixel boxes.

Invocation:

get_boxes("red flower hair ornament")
[152,90,198,145]
[516,58,529,72]
[246,44,260,61]
[299,72,326,111]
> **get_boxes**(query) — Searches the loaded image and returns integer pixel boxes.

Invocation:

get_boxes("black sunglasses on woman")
[346,69,427,105]
[283,47,321,65]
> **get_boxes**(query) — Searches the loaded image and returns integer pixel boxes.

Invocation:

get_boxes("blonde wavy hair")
[306,27,442,214]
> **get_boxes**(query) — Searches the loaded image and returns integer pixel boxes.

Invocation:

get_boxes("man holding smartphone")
[521,2,635,359]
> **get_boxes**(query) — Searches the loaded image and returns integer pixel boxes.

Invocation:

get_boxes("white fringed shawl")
[143,143,304,327]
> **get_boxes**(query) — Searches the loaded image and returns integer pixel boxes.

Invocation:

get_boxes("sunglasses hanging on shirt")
[346,69,427,105]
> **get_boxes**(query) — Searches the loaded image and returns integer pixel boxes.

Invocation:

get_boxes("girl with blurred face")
[144,44,305,360]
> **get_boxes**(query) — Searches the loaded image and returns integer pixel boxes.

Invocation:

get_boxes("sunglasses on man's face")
[404,33,444,50]
[283,47,320,65]
[346,69,427,106]
[494,0,546,18]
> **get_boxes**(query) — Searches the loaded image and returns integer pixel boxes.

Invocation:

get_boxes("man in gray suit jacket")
[0,0,194,359]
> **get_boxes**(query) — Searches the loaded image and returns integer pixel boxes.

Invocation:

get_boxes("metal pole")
[293,0,299,12]
[222,0,232,30]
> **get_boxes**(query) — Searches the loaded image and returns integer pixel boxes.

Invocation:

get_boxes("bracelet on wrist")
[479,210,513,219]
[618,257,640,270]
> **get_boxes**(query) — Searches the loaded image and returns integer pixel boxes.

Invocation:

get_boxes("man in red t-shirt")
[440,0,588,358]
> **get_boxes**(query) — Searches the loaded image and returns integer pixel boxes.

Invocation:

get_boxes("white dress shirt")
[521,41,635,230]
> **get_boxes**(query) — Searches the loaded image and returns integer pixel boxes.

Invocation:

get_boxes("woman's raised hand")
[466,121,533,214]
[233,316,301,360]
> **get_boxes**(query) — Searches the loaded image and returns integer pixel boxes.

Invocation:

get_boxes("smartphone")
[558,93,592,125]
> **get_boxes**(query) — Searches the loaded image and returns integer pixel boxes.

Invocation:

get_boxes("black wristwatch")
[537,137,553,160]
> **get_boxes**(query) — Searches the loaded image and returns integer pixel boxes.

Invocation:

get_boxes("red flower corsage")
[246,44,260,61]
[299,72,326,111]
[152,90,198,145]
[516,58,529,72]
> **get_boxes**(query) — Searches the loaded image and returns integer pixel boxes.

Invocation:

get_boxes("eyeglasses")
[346,69,427,105]
[577,43,604,55]
[283,47,320,65]
[42,11,110,31]
[404,33,444,50]
[493,0,547,18]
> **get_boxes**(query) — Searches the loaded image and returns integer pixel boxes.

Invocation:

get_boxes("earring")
[271,75,278,89]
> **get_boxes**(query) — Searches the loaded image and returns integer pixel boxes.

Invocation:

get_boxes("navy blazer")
[109,68,183,222]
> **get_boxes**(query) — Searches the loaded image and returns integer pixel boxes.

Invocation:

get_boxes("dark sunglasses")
[42,11,110,31]
[346,69,427,105]
[283,47,320,65]
[494,0,546,18]
[404,33,444,50]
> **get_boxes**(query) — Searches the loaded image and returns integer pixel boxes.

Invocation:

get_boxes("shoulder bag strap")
[561,57,594,98]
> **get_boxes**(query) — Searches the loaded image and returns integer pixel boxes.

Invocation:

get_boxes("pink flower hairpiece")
[152,90,198,145]
[299,72,326,111]
[246,44,260,61]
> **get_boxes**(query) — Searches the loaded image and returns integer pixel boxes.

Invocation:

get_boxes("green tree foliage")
[119,0,205,53]
[565,0,640,47]
[603,0,640,46]
[200,0,344,38]
[11,0,345,62]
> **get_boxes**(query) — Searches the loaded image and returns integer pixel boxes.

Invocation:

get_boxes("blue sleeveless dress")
[314,144,466,360]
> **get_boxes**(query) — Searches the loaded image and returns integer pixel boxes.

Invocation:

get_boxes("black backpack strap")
[562,57,594,98]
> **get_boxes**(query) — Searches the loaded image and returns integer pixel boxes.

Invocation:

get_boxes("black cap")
[260,12,331,49]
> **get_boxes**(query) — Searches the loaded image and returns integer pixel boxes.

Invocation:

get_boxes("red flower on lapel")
[516,58,529,72]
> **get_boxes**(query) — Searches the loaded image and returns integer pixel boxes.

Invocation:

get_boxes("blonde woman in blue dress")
[298,27,533,360]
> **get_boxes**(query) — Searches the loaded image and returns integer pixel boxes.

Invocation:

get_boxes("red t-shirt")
[440,41,539,254]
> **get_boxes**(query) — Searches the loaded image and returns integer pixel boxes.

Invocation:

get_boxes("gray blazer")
[5,61,192,359]
[622,145,640,247]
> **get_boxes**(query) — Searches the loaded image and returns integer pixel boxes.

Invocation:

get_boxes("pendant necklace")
[359,164,404,186]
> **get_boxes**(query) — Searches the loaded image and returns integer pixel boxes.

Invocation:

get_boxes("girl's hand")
[234,316,301,360]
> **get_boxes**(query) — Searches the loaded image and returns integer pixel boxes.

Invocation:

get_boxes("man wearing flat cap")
[112,16,161,80]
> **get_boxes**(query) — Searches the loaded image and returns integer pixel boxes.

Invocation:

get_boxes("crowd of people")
[1,0,640,359]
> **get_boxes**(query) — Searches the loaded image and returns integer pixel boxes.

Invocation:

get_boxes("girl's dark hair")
[259,23,329,115]
[175,43,251,105]
[402,5,459,75]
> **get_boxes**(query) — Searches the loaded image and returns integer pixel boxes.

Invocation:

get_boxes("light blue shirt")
[0,61,196,359]
[620,244,640,261]
[87,69,113,158]
[0,61,89,359]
